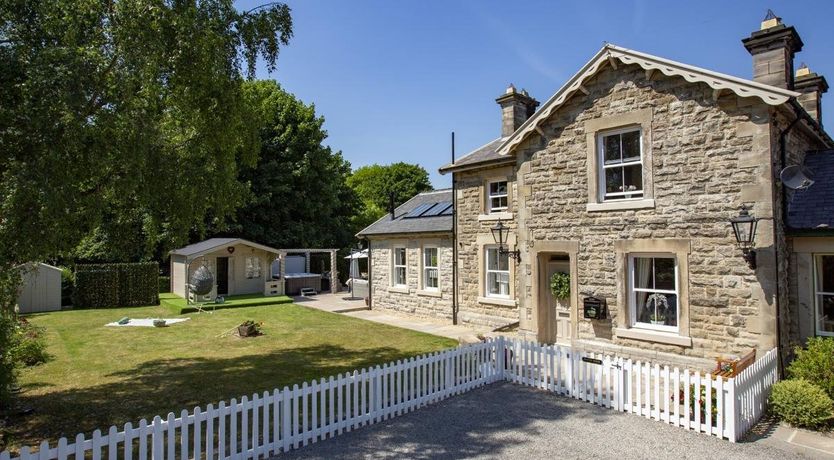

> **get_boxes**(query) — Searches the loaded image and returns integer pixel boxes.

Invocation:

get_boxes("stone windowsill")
[478,212,514,221]
[586,198,655,212]
[477,296,517,308]
[416,289,442,298]
[614,327,692,347]
[388,286,410,294]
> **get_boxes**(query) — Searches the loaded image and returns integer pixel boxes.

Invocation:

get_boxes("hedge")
[73,262,159,308]
[158,276,171,294]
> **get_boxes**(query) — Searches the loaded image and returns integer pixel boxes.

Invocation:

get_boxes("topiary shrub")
[769,379,834,429]
[788,337,834,400]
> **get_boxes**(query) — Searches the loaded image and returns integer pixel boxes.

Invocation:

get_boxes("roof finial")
[505,83,516,94]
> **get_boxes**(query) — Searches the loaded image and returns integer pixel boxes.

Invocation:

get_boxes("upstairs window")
[423,247,439,290]
[393,247,407,286]
[488,181,508,212]
[599,128,643,201]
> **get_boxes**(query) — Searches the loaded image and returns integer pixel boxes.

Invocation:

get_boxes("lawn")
[7,303,458,450]
[160,292,293,314]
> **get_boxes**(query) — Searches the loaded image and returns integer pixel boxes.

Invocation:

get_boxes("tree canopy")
[0,0,293,407]
[222,80,358,250]
[347,162,433,230]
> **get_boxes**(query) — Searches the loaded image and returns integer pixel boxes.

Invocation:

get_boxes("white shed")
[17,263,62,314]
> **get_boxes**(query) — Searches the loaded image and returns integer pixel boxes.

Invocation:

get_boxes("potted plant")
[237,320,262,337]
[650,313,665,326]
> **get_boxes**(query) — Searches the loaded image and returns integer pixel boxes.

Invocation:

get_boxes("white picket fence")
[1,338,778,460]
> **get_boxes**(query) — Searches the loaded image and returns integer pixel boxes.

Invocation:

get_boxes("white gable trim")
[498,44,799,156]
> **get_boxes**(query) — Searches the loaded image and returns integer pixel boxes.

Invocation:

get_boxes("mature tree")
[0,0,292,409]
[347,163,433,230]
[222,80,358,249]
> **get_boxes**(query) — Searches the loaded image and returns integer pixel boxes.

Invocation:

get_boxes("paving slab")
[746,415,834,459]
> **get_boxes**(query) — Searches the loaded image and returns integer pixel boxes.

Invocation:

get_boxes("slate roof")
[438,138,513,174]
[170,238,281,257]
[787,150,834,232]
[357,189,453,237]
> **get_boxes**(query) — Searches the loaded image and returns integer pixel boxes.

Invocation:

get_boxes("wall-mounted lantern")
[729,204,758,269]
[490,219,520,262]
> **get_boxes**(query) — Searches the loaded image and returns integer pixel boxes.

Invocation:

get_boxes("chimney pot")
[496,86,539,138]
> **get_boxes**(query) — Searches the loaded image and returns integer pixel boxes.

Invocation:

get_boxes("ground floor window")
[245,256,261,279]
[486,246,510,298]
[814,254,834,337]
[423,247,439,290]
[393,247,407,286]
[628,254,678,332]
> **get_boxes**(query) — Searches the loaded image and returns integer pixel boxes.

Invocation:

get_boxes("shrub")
[74,263,158,308]
[769,379,834,429]
[158,276,171,294]
[10,318,48,367]
[60,266,74,306]
[788,337,834,400]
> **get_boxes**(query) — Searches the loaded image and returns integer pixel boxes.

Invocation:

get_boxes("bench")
[713,349,756,378]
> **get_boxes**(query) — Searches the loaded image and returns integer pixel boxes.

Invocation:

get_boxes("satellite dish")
[780,165,815,190]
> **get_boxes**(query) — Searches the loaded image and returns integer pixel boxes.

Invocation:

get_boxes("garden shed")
[16,262,62,314]
[169,238,340,302]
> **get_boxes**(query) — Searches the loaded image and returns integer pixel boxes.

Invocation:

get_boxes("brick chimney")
[795,64,828,127]
[742,10,803,90]
[495,84,539,138]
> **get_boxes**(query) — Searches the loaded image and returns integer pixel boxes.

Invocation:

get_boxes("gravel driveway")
[276,382,807,460]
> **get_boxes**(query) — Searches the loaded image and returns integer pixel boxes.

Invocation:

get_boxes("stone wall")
[454,165,523,328]
[368,235,455,321]
[502,63,786,367]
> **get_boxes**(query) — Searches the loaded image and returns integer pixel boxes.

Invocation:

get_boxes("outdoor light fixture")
[490,219,520,261]
[729,204,758,269]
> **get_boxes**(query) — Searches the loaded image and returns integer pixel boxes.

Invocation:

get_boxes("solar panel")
[404,203,434,218]
[440,203,454,215]
[422,201,452,217]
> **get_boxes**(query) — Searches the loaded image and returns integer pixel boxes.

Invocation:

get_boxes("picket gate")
[1,338,779,459]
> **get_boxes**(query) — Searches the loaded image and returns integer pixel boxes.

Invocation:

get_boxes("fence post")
[727,377,737,443]
[497,336,505,382]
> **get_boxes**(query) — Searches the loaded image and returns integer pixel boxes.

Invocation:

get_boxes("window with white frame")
[245,256,262,279]
[423,247,439,290]
[487,180,508,212]
[598,128,643,201]
[486,246,510,298]
[393,247,407,287]
[814,254,834,337]
[629,254,678,332]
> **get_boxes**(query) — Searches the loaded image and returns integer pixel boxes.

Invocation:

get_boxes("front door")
[544,260,571,343]
[216,257,229,295]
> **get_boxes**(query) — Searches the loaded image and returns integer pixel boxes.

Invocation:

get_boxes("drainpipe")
[366,238,372,309]
[451,132,458,325]
[774,107,801,375]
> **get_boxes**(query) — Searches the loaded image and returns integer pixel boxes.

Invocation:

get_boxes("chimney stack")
[495,84,539,138]
[742,10,803,90]
[795,64,828,127]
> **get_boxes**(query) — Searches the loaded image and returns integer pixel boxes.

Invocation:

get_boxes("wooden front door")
[216,257,229,295]
[544,260,571,343]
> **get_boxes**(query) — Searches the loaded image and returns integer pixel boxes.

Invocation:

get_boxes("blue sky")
[242,0,834,188]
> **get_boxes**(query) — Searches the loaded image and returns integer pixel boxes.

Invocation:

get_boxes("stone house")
[362,15,833,369]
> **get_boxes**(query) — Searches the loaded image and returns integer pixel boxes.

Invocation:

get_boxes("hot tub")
[284,273,322,295]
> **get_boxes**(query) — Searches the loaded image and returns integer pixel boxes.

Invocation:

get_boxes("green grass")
[8,303,457,450]
[160,292,293,314]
